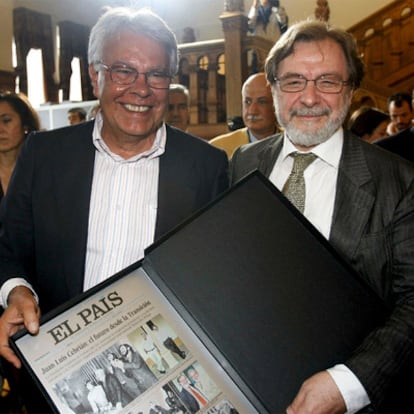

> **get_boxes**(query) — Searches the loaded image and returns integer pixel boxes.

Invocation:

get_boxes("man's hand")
[287,371,347,414]
[0,286,41,368]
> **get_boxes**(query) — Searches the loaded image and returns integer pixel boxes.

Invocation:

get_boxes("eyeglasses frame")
[274,74,351,94]
[96,61,173,90]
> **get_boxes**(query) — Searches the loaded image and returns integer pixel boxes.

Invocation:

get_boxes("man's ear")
[89,64,99,97]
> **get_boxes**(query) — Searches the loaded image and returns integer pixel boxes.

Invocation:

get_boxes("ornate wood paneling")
[348,0,414,94]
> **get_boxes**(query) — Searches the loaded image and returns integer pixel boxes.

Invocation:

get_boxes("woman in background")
[0,91,40,201]
[0,91,40,412]
[348,106,389,143]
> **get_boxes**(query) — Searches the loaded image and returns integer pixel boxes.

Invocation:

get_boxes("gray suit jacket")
[230,131,414,411]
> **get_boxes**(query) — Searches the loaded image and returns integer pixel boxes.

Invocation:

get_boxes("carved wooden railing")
[348,0,414,110]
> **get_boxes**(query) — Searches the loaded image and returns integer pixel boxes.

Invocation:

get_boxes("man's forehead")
[282,39,346,65]
[169,91,186,100]
[243,83,272,99]
[390,101,411,111]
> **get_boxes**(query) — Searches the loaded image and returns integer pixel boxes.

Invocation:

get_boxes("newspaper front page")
[13,266,258,414]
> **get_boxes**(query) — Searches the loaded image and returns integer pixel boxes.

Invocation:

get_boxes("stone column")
[220,9,248,119]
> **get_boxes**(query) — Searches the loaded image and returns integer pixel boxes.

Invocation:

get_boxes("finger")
[24,309,40,334]
[12,294,41,335]
[0,343,22,369]
[0,319,22,368]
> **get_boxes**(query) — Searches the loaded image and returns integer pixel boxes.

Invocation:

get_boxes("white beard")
[274,95,350,148]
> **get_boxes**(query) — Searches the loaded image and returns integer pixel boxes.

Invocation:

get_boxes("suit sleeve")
[345,177,414,409]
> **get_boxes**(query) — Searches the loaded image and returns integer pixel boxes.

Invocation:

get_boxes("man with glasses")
[231,20,414,413]
[210,72,278,158]
[0,7,228,411]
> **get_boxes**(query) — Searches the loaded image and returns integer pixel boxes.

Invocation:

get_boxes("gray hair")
[169,83,190,105]
[88,7,178,76]
[265,20,364,89]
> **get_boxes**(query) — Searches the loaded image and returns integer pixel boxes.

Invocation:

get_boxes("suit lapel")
[329,133,375,260]
[156,129,176,239]
[155,126,191,240]
[258,135,284,177]
[54,123,96,296]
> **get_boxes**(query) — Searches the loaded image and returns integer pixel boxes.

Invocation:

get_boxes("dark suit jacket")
[374,126,414,164]
[230,131,414,411]
[0,121,228,313]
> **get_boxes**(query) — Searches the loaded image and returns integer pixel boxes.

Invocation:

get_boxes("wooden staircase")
[348,0,414,111]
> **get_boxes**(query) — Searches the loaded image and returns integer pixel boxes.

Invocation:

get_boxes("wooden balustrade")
[348,0,414,111]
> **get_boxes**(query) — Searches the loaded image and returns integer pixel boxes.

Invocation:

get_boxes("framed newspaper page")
[11,263,265,414]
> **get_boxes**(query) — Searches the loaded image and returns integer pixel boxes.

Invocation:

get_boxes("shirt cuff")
[327,364,370,414]
[0,278,38,308]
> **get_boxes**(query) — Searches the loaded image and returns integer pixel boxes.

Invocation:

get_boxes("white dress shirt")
[269,129,370,413]
[83,113,165,290]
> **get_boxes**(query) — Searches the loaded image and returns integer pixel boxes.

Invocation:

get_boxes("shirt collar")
[247,129,258,143]
[92,111,166,163]
[282,127,343,169]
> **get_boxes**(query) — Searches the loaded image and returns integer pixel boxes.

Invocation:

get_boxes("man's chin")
[286,129,331,147]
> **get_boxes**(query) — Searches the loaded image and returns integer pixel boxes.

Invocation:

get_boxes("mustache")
[245,115,263,122]
[290,107,330,117]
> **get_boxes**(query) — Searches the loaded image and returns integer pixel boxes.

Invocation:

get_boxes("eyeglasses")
[274,74,350,94]
[97,62,172,89]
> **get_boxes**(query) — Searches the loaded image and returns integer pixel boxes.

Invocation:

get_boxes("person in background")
[248,0,288,42]
[87,102,101,120]
[210,72,278,158]
[165,83,190,131]
[347,106,389,143]
[67,106,87,125]
[0,7,228,412]
[248,0,288,72]
[0,91,40,201]
[0,90,40,414]
[386,92,414,135]
[375,89,414,163]
[231,19,414,413]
